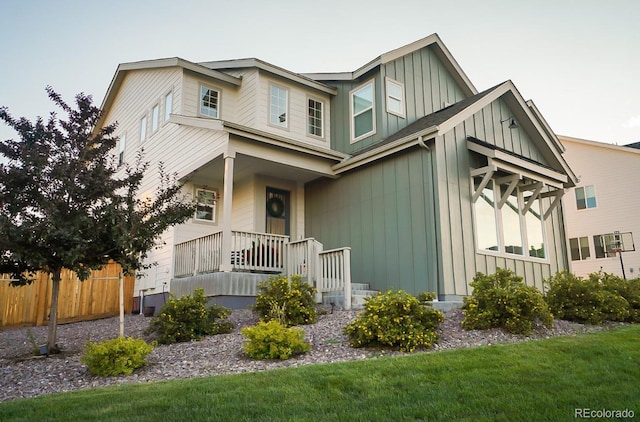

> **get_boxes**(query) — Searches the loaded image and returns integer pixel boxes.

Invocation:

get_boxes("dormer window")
[270,85,288,128]
[200,85,220,118]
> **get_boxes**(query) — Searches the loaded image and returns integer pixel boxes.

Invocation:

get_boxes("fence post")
[343,248,352,311]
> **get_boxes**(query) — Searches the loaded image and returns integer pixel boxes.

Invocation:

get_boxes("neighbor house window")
[575,185,596,209]
[200,85,220,118]
[140,115,147,142]
[570,237,590,261]
[151,104,160,132]
[307,98,323,137]
[269,85,288,127]
[164,91,173,121]
[593,232,624,258]
[118,135,126,167]
[195,188,217,222]
[385,78,405,117]
[473,177,546,259]
[350,81,375,142]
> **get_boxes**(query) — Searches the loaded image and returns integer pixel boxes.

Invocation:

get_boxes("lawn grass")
[1,326,639,421]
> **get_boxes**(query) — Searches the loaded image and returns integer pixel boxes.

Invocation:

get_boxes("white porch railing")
[173,232,352,309]
[231,231,288,272]
[318,247,352,310]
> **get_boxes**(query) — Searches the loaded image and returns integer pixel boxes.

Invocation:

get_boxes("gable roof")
[198,58,338,95]
[334,80,578,187]
[303,33,477,97]
[96,57,243,129]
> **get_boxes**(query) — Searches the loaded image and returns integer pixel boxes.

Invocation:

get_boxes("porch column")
[219,151,235,272]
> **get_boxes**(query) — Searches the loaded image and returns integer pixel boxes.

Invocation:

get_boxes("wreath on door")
[266,196,285,218]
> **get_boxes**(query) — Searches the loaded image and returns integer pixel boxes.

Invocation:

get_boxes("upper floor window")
[118,135,126,167]
[200,85,220,118]
[270,85,288,127]
[569,236,590,261]
[575,185,596,209]
[151,104,160,132]
[385,78,405,118]
[140,115,147,142]
[307,98,323,138]
[195,188,217,223]
[164,91,173,121]
[350,81,375,142]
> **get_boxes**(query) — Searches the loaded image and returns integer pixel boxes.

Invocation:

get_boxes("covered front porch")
[172,232,353,309]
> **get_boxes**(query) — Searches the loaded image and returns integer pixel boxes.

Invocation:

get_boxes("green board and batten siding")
[306,96,569,298]
[328,47,466,155]
[305,147,439,295]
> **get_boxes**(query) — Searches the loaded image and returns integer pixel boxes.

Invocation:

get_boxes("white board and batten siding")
[561,136,640,278]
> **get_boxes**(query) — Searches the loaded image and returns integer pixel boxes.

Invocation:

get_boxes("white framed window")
[472,178,547,259]
[350,81,375,142]
[164,91,173,121]
[269,84,288,128]
[307,98,323,138]
[118,135,126,167]
[151,104,160,132]
[139,115,147,142]
[570,237,590,261]
[385,78,405,118]
[575,185,596,210]
[200,85,220,118]
[195,188,217,222]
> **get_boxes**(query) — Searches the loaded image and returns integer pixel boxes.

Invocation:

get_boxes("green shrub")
[82,337,154,376]
[462,268,553,335]
[343,290,444,353]
[254,275,317,326]
[603,275,640,323]
[147,288,233,344]
[544,271,632,324]
[241,320,311,360]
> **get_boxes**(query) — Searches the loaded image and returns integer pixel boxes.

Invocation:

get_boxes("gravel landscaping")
[0,306,621,403]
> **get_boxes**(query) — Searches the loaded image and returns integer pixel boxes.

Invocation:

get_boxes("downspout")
[417,135,430,150]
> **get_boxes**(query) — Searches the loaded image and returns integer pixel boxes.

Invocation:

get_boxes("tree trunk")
[47,269,62,354]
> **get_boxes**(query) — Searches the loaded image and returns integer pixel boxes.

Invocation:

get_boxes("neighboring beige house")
[560,135,639,278]
[97,34,577,311]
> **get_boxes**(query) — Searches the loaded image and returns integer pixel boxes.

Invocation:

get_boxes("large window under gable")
[350,81,375,142]
[468,138,568,261]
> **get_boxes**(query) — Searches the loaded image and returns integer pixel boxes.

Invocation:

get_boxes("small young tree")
[0,87,194,353]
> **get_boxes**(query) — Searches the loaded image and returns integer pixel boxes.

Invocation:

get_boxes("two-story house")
[98,34,577,311]
[559,135,638,278]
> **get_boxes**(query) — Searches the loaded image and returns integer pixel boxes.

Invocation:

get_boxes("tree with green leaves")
[0,87,194,353]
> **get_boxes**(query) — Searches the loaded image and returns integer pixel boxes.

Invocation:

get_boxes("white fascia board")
[526,99,565,153]
[169,114,225,131]
[558,135,640,155]
[118,58,242,86]
[223,122,348,162]
[333,126,438,174]
[201,58,337,95]
[467,141,567,188]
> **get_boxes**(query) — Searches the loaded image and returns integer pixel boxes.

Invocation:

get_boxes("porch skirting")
[170,272,273,300]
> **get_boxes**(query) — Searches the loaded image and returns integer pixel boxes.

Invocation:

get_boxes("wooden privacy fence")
[0,262,135,328]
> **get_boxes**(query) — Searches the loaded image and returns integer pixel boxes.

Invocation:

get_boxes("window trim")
[164,91,173,122]
[575,185,597,210]
[194,188,218,223]
[118,134,126,167]
[269,83,289,129]
[306,96,324,139]
[385,77,406,118]
[139,115,147,143]
[151,103,160,132]
[350,80,376,143]
[199,84,221,119]
[570,236,591,261]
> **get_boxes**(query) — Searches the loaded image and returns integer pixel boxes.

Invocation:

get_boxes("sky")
[1,0,639,146]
